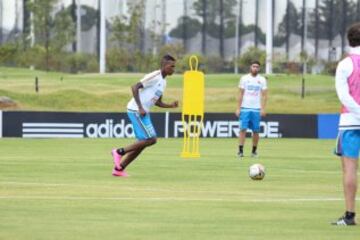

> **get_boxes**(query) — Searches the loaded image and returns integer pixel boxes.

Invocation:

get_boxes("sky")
[1,0,316,34]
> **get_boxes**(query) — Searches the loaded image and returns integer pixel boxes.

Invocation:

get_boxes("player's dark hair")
[162,54,176,62]
[347,23,360,47]
[250,60,261,66]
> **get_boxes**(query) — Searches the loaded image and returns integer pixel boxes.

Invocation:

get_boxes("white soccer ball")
[249,163,265,180]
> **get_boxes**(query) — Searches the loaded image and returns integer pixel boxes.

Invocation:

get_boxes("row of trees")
[1,0,360,73]
[170,0,360,59]
[1,0,99,72]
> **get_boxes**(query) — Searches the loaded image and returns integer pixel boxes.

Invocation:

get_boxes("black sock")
[345,211,355,219]
[239,145,243,153]
[252,146,257,154]
[120,163,126,169]
[117,148,125,156]
[115,163,126,171]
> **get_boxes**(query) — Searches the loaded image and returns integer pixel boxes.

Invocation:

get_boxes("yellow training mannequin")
[181,55,205,158]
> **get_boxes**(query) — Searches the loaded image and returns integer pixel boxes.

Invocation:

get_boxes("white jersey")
[238,73,267,109]
[336,46,360,130]
[127,70,166,112]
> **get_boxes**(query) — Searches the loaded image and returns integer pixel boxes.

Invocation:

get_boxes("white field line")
[0,181,339,194]
[0,181,253,195]
[0,181,351,203]
[0,195,347,203]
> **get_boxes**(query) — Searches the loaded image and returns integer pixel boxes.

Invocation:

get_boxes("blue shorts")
[127,110,157,140]
[239,108,261,132]
[335,130,360,159]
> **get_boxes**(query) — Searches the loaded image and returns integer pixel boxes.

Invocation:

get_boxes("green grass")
[0,138,359,240]
[0,67,340,113]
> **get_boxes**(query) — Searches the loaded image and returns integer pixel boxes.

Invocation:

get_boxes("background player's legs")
[121,138,157,154]
[238,130,246,157]
[250,111,261,156]
[238,110,250,157]
[252,132,259,155]
[332,156,358,225]
[239,130,246,145]
[332,130,359,225]
[342,156,358,213]
[120,138,157,169]
[120,148,144,169]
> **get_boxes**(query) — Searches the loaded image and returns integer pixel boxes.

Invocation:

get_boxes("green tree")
[68,2,97,52]
[111,15,129,49]
[238,47,266,73]
[22,0,31,50]
[28,0,55,70]
[77,5,98,31]
[111,1,145,50]
[53,7,75,51]
[169,16,201,40]
[277,1,302,38]
[275,0,302,59]
[306,0,359,57]
[28,0,74,70]
[193,0,236,30]
[193,0,236,57]
[308,0,357,41]
[110,1,147,71]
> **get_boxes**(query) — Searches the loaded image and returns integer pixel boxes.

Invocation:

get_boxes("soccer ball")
[249,163,265,180]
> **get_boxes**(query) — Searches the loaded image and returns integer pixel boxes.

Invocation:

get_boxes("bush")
[238,47,266,73]
[16,47,98,73]
[134,52,158,73]
[158,43,185,62]
[322,61,337,75]
[0,43,19,66]
[177,54,231,73]
[4,42,317,74]
[206,55,226,73]
[106,48,162,73]
[16,46,47,69]
[106,48,132,72]
[272,61,301,74]
[176,54,205,73]
[86,57,99,73]
[63,53,98,73]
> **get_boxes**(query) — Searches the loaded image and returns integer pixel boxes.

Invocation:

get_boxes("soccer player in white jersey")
[110,55,178,177]
[332,23,360,226]
[235,60,267,158]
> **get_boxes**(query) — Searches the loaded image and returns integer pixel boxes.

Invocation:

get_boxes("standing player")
[332,23,360,226]
[111,54,178,177]
[235,60,267,158]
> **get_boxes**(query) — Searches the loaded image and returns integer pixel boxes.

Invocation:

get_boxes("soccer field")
[0,138,359,239]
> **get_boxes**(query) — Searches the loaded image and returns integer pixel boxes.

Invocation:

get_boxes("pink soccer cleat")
[111,149,122,170]
[112,168,129,177]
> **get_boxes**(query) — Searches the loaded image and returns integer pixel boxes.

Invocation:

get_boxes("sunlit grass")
[0,67,338,113]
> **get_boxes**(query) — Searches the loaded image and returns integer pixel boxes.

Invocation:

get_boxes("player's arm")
[335,58,360,118]
[155,96,178,108]
[261,89,267,116]
[235,88,244,117]
[131,82,146,116]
